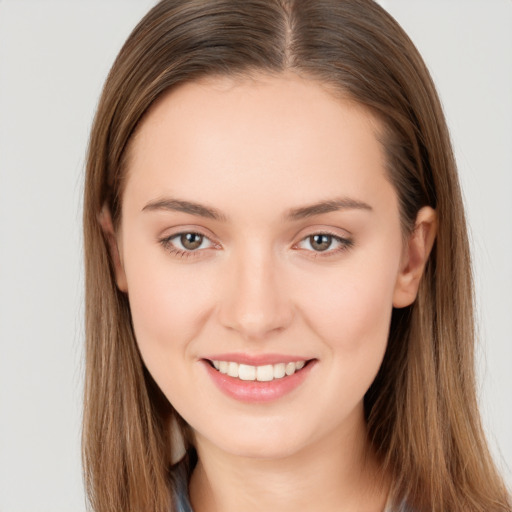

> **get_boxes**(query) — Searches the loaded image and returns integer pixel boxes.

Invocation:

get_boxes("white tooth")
[273,363,286,379]
[238,364,256,381]
[212,360,220,370]
[227,361,239,378]
[295,360,305,370]
[285,362,296,376]
[219,361,228,374]
[257,364,274,382]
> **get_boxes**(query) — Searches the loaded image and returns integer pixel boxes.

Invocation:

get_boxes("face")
[112,73,425,460]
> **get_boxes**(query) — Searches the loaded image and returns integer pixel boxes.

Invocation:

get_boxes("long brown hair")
[82,1,511,511]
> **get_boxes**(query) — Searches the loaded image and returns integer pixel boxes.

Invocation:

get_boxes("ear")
[98,205,128,292]
[393,206,437,308]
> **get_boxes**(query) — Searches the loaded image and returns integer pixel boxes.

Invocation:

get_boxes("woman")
[82,1,511,511]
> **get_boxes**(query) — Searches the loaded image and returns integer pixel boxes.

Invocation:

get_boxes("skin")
[102,72,436,512]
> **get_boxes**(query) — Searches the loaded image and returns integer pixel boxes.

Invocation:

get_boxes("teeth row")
[212,360,306,381]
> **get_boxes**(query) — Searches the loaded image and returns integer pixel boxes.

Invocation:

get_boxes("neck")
[189,411,390,512]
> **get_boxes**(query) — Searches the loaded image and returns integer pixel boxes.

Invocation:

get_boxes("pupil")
[181,233,203,250]
[311,234,331,251]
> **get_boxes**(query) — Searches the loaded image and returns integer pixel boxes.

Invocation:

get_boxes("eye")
[160,231,215,256]
[296,233,353,254]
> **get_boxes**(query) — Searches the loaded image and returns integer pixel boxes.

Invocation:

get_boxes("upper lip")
[202,353,313,366]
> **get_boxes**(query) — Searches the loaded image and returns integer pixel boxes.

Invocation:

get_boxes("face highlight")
[111,73,425,460]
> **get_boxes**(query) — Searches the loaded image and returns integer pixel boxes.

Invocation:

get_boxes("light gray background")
[0,1,510,511]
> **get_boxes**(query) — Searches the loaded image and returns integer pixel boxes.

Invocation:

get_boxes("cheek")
[296,245,401,376]
[289,251,400,425]
[304,260,397,338]
[124,261,221,417]
[312,274,394,344]
[121,241,216,368]
[129,275,207,347]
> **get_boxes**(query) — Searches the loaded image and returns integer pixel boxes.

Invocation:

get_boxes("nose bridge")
[219,241,292,339]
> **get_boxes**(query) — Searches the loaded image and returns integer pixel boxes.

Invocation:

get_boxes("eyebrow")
[142,196,372,222]
[142,198,228,221]
[284,197,373,220]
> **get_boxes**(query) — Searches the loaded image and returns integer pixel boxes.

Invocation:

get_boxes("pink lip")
[201,358,316,403]
[202,353,310,366]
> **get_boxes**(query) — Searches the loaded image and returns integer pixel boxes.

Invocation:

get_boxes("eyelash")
[294,232,354,257]
[159,231,354,259]
[159,232,216,259]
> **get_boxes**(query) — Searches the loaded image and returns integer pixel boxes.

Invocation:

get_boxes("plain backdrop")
[0,1,510,511]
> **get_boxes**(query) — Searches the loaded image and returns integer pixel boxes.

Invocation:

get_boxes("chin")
[219,438,304,461]
[194,417,318,461]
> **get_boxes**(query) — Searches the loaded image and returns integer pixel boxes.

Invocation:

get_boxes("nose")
[217,246,294,340]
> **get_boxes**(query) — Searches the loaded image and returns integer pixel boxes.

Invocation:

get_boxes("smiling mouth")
[207,359,311,382]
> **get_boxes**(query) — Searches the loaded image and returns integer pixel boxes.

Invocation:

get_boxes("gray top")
[170,452,195,512]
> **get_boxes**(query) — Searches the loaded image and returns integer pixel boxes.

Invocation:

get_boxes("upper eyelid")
[292,227,352,244]
[159,226,218,243]
[295,223,353,237]
[162,231,218,250]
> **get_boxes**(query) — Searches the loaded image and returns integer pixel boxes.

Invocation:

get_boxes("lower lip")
[202,360,316,403]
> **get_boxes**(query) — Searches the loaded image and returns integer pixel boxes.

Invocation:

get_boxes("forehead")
[122,72,394,218]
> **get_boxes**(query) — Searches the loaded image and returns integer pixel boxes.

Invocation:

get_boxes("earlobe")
[393,206,437,308]
[98,205,128,292]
